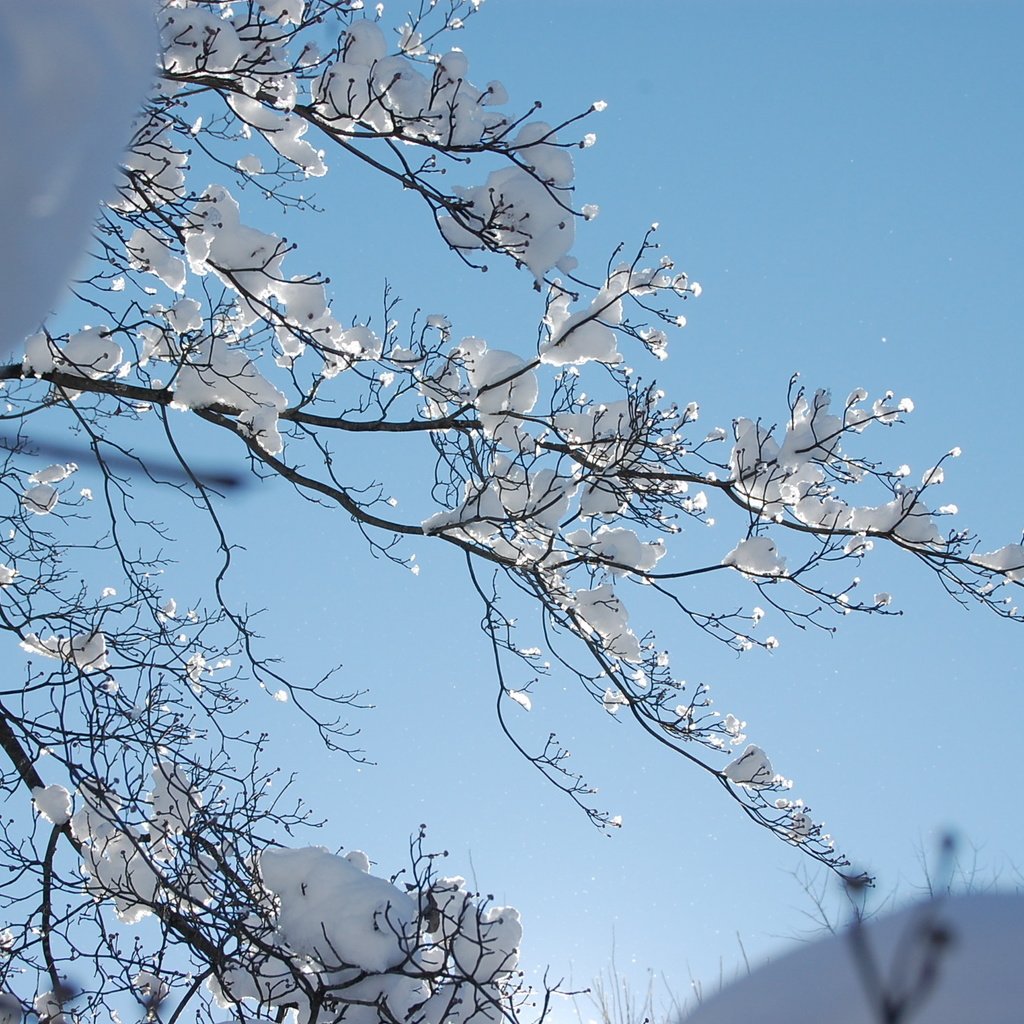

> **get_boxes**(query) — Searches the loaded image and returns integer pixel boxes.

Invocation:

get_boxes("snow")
[228,94,326,177]
[71,781,162,923]
[127,229,187,292]
[112,119,188,212]
[20,484,59,516]
[567,526,665,575]
[24,327,123,380]
[579,477,625,519]
[123,835,528,1022]
[28,464,76,486]
[236,154,263,175]
[422,459,578,550]
[70,783,122,845]
[603,687,629,714]
[22,333,57,375]
[466,343,539,419]
[683,892,1024,1024]
[398,23,426,56]
[259,846,417,972]
[571,584,643,664]
[847,496,942,547]
[442,172,565,277]
[722,537,787,577]
[20,631,110,673]
[514,121,575,187]
[168,297,203,334]
[726,390,949,552]
[32,784,72,826]
[722,745,776,788]
[160,7,242,74]
[539,262,685,366]
[148,762,203,837]
[540,282,622,367]
[170,337,287,455]
[34,992,66,1024]
[507,689,532,711]
[970,544,1024,583]
[211,845,521,1022]
[68,327,124,377]
[554,400,638,470]
[341,19,387,64]
[417,337,540,448]
[83,829,160,924]
[256,0,305,27]
[723,714,747,745]
[132,971,169,1005]
[184,187,286,321]
[430,875,522,982]
[313,19,512,158]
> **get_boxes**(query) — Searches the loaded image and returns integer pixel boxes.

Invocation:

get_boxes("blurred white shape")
[684,892,1024,1024]
[0,1,157,356]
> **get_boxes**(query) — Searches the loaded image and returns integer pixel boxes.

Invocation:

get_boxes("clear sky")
[46,2,1024,1019]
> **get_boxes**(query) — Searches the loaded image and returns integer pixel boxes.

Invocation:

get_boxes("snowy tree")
[0,2,1021,1022]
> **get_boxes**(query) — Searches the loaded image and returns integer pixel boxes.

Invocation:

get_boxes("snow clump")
[723,745,776,788]
[20,631,110,672]
[969,544,1024,583]
[32,784,73,825]
[723,537,787,577]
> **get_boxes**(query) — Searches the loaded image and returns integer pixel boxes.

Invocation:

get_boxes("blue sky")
[40,1,1024,1017]
[195,0,1024,1013]
[282,0,1024,1007]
